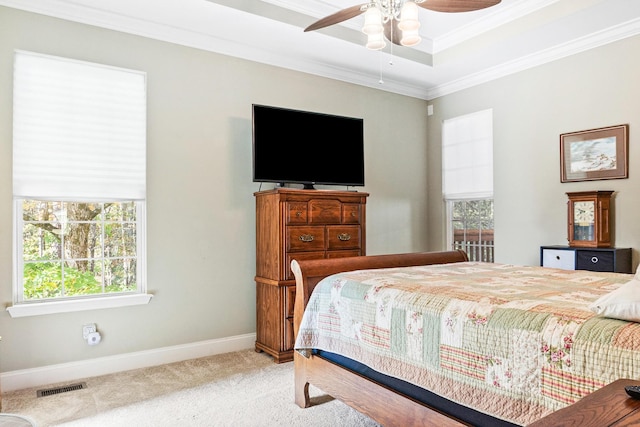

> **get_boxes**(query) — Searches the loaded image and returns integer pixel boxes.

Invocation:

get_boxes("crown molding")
[427,17,640,100]
[2,1,639,101]
[0,0,431,99]
[433,0,561,53]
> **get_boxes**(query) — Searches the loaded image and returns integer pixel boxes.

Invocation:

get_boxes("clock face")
[574,201,595,225]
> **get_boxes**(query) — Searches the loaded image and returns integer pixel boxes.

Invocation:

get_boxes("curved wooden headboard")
[291,250,469,338]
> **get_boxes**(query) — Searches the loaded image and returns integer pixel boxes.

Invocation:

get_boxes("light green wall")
[0,7,428,372]
[427,35,640,267]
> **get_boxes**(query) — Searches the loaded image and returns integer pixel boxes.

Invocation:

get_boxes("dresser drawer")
[308,199,341,224]
[326,225,361,250]
[287,226,325,252]
[342,203,361,224]
[576,250,614,272]
[285,251,325,280]
[327,249,361,259]
[542,248,575,270]
[286,202,308,224]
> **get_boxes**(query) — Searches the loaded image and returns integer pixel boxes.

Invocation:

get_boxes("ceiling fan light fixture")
[304,0,502,52]
[400,27,421,46]
[398,2,420,31]
[366,32,386,50]
[362,7,384,35]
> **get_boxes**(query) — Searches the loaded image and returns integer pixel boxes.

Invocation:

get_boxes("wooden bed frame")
[291,250,471,427]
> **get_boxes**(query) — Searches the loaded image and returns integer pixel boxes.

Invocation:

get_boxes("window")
[442,109,494,262]
[10,51,150,317]
[449,199,494,262]
[19,201,141,299]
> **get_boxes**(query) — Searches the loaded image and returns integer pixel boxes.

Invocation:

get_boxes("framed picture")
[560,124,629,183]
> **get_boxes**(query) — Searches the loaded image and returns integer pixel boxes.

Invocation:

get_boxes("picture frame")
[560,124,629,183]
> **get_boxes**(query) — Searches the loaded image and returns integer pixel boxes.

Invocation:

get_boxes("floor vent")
[37,382,87,397]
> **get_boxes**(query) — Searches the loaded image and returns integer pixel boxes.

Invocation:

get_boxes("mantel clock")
[567,191,613,248]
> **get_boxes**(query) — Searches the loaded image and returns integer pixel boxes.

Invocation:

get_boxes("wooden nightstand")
[529,379,640,426]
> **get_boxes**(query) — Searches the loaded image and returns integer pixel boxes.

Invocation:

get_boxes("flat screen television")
[252,104,365,189]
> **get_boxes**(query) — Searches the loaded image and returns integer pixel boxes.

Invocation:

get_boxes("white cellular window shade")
[442,109,493,200]
[13,50,146,201]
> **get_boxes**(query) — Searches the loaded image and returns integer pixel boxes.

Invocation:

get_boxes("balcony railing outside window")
[450,199,494,263]
[453,229,494,262]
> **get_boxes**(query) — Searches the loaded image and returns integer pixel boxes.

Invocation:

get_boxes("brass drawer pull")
[296,211,302,217]
[338,233,351,241]
[299,234,314,242]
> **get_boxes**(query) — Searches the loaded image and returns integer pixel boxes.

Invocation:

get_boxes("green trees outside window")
[21,200,138,300]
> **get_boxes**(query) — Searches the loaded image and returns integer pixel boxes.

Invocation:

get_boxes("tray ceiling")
[2,0,640,99]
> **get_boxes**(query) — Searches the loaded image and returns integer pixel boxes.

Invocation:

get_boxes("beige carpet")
[1,349,380,427]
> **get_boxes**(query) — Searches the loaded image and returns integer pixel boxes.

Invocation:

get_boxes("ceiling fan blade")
[417,0,501,13]
[304,4,367,32]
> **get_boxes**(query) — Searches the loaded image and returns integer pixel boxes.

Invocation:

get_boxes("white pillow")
[636,264,640,281]
[589,278,640,322]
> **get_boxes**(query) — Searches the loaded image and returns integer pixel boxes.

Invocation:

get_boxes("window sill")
[6,294,153,318]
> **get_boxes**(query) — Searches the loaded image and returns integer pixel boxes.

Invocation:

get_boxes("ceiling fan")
[304,0,502,49]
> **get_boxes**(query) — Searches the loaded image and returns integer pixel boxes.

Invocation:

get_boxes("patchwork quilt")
[294,262,640,425]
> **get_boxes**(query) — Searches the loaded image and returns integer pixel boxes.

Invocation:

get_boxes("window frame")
[10,199,150,318]
[9,51,151,318]
[442,109,494,262]
[445,197,494,262]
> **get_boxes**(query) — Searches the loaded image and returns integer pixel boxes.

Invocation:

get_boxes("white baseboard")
[0,333,257,392]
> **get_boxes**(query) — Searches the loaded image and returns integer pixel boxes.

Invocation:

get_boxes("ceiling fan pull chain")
[389,21,394,65]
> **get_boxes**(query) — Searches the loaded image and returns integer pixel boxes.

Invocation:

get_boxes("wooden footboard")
[291,250,470,427]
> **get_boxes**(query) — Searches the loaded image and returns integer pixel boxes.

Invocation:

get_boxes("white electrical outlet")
[82,323,97,339]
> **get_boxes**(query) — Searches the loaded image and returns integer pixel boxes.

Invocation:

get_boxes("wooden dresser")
[254,188,368,362]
